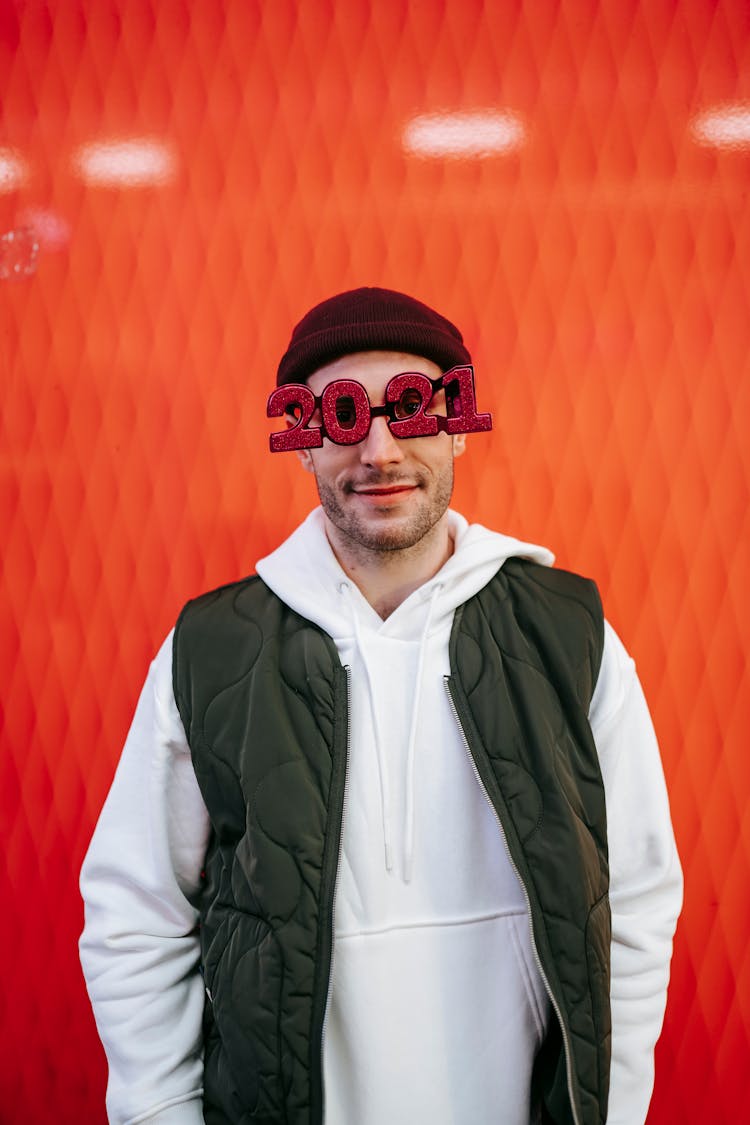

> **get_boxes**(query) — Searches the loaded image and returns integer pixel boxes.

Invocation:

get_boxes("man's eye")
[394,391,422,420]
[335,396,357,429]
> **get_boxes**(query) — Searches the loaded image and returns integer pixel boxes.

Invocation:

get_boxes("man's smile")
[349,482,420,505]
[351,484,417,495]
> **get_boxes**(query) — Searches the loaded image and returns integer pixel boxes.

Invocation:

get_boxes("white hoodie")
[79,509,682,1125]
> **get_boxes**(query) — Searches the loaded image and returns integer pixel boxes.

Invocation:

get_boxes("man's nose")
[358,414,405,467]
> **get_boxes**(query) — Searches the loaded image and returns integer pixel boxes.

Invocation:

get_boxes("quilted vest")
[173,558,609,1125]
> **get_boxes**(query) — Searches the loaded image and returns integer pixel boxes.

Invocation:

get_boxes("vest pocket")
[585,893,612,1118]
[202,910,285,1120]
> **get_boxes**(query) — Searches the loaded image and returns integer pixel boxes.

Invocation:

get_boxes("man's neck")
[324,517,454,620]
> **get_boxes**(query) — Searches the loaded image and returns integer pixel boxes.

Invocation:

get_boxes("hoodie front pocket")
[507,910,550,1044]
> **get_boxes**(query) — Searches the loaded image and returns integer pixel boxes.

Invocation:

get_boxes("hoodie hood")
[256,507,554,640]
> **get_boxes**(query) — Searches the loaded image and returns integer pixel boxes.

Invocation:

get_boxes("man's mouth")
[348,482,419,506]
[352,484,416,495]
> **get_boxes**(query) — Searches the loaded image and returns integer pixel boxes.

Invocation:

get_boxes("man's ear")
[295,447,315,473]
[452,433,467,458]
[283,413,316,472]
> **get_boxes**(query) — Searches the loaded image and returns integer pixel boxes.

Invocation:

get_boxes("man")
[80,287,682,1125]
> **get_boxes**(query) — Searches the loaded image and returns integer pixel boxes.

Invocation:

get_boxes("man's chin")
[335,508,437,553]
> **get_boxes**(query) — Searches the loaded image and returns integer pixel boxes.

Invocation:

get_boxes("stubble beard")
[313,463,455,560]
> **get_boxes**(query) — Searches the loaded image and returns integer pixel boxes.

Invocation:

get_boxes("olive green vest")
[173,558,608,1125]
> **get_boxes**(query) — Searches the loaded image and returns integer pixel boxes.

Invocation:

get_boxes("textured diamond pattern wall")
[1,1,748,1121]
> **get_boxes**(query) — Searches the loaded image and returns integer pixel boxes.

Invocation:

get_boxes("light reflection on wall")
[71,137,177,188]
[0,147,28,192]
[692,103,750,149]
[402,109,525,159]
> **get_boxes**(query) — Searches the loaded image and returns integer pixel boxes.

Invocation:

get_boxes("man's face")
[297,351,466,556]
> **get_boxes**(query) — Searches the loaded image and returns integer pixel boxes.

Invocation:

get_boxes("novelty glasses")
[267,365,492,452]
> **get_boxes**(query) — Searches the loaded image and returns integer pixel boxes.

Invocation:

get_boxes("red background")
[1,2,748,1121]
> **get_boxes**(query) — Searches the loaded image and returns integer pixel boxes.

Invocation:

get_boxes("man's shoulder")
[177,572,266,619]
[173,571,329,649]
[174,572,294,646]
[458,559,606,703]
[500,556,602,611]
[466,555,604,647]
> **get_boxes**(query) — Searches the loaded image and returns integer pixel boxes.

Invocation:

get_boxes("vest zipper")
[443,675,583,1125]
[318,664,352,1125]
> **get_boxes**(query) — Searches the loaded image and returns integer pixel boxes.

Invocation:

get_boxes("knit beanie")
[276,286,471,385]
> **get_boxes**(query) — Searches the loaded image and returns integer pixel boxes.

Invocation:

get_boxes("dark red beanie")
[276,286,471,386]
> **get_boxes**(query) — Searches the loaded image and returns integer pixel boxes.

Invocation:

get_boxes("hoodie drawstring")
[403,582,441,883]
[339,579,442,883]
[341,582,395,872]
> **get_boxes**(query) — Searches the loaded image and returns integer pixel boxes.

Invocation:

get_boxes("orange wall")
[1,2,748,1121]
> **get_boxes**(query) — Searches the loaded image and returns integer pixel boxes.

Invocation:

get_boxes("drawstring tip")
[384,840,394,872]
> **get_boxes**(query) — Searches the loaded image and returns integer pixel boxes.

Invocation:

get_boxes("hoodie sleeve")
[79,631,210,1125]
[589,621,683,1125]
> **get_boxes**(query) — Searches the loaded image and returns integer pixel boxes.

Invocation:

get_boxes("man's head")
[273,287,482,562]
